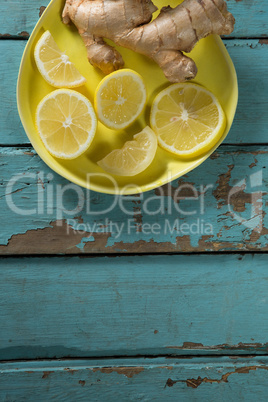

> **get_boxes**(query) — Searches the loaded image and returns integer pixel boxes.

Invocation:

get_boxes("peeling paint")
[110,235,193,253]
[166,378,176,387]
[182,342,204,348]
[0,33,12,38]
[64,368,77,374]
[18,31,29,38]
[1,217,267,254]
[76,236,95,251]
[166,366,268,389]
[0,219,110,254]
[166,342,268,352]
[210,151,220,160]
[154,178,198,201]
[212,163,264,217]
[249,158,257,169]
[259,39,268,45]
[186,366,268,388]
[42,371,54,379]
[0,220,81,254]
[133,205,143,233]
[1,147,267,254]
[213,164,234,209]
[93,367,144,378]
[39,6,46,17]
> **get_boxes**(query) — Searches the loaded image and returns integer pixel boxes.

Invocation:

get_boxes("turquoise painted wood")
[1,39,268,145]
[0,255,267,359]
[0,0,267,38]
[0,146,267,253]
[1,0,268,399]
[0,357,268,401]
[223,40,268,145]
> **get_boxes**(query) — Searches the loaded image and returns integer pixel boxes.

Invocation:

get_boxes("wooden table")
[0,1,268,400]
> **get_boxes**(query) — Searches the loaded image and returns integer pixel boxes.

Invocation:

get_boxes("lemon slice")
[95,69,146,129]
[36,89,97,159]
[98,126,157,176]
[34,30,86,88]
[150,83,226,158]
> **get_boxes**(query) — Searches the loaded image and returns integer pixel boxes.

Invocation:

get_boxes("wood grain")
[0,357,268,401]
[0,146,267,254]
[0,1,268,399]
[0,0,267,38]
[1,39,267,145]
[0,254,267,359]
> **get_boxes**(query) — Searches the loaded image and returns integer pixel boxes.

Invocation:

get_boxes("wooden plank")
[1,39,268,145]
[0,254,268,359]
[0,357,268,401]
[224,39,268,144]
[0,146,267,254]
[0,0,267,38]
[0,1,48,39]
[0,41,28,145]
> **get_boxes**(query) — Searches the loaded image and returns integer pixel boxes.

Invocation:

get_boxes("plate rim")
[17,0,238,196]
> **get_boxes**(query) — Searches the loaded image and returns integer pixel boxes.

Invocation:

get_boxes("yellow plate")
[17,0,238,195]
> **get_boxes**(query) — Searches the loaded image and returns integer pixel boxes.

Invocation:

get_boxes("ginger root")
[62,0,235,82]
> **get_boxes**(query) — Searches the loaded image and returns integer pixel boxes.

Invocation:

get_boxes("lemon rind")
[150,82,226,158]
[34,30,86,88]
[36,89,97,159]
[94,69,147,130]
[97,126,157,176]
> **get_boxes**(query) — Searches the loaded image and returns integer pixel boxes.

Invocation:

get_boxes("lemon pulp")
[36,89,97,159]
[98,126,157,176]
[150,83,226,158]
[95,69,147,129]
[34,30,86,88]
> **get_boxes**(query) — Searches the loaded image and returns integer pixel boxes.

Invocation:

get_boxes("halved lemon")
[34,30,86,87]
[98,126,157,176]
[94,69,147,129]
[150,83,226,158]
[36,89,97,159]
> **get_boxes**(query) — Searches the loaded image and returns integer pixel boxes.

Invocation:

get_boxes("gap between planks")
[1,354,268,365]
[0,251,268,259]
[1,143,268,149]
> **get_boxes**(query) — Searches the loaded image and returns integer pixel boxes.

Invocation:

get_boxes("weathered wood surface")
[1,1,268,399]
[0,0,267,39]
[0,357,268,401]
[0,146,267,254]
[1,39,268,145]
[0,255,267,359]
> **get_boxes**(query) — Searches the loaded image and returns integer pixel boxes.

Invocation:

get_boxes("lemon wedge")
[98,126,157,176]
[34,30,86,88]
[95,69,146,129]
[150,83,226,158]
[36,89,97,159]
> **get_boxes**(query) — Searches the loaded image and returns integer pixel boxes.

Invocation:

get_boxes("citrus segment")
[97,126,157,176]
[34,30,86,87]
[150,83,226,158]
[95,69,146,129]
[36,89,97,159]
